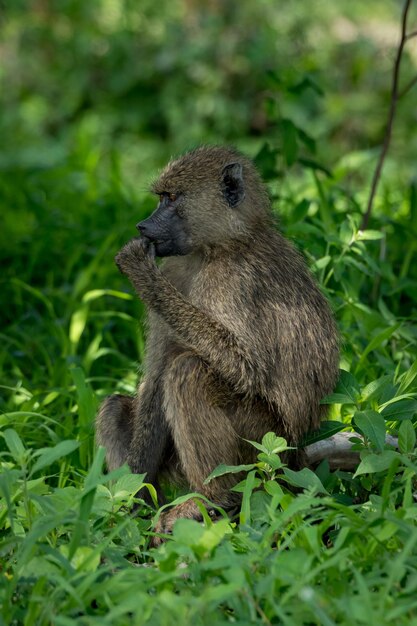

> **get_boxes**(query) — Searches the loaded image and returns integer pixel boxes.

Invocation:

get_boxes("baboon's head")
[137,146,271,257]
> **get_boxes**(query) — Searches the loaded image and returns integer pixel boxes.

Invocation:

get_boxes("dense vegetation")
[1,1,417,623]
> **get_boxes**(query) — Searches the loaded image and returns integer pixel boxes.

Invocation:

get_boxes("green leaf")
[204,463,255,484]
[302,420,346,446]
[240,470,257,525]
[31,440,80,475]
[360,375,392,402]
[398,420,416,454]
[356,323,401,370]
[356,230,384,241]
[311,255,331,272]
[321,369,360,405]
[69,304,89,347]
[282,467,328,494]
[381,399,417,421]
[343,256,372,277]
[198,519,233,551]
[172,518,205,546]
[398,360,417,394]
[82,288,133,303]
[261,432,288,454]
[3,429,26,463]
[257,452,284,470]
[339,219,354,245]
[354,450,399,477]
[112,473,146,498]
[353,410,386,451]
[71,367,97,428]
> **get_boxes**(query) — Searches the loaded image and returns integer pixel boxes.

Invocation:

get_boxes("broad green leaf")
[321,369,360,405]
[59,545,101,572]
[198,519,233,551]
[264,480,285,498]
[172,518,205,546]
[354,450,399,477]
[257,452,284,470]
[112,473,147,498]
[282,467,328,494]
[398,420,416,454]
[31,440,80,475]
[353,410,386,451]
[360,375,392,402]
[261,432,288,454]
[381,398,417,421]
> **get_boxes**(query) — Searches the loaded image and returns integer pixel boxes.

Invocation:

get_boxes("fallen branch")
[305,431,398,471]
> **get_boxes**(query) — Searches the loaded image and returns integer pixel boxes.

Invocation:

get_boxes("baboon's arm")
[115,239,260,395]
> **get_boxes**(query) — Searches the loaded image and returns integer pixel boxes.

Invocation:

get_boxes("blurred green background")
[2,0,417,276]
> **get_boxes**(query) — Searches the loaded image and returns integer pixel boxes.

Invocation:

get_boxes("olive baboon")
[96,146,339,541]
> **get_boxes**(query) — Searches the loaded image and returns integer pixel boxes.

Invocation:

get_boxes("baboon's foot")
[150,499,218,547]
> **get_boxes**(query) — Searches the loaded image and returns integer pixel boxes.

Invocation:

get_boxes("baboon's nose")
[136,221,148,235]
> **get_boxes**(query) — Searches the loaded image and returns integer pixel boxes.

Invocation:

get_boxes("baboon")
[96,146,339,542]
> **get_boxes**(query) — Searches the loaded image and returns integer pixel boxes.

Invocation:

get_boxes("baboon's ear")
[221,162,245,208]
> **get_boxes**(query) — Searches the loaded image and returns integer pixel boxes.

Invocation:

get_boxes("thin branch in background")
[361,0,414,230]
[399,73,417,98]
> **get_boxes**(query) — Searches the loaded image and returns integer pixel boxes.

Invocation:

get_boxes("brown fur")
[96,146,339,538]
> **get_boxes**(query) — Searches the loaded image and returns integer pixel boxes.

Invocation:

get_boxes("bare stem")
[361,0,414,230]
[399,73,417,98]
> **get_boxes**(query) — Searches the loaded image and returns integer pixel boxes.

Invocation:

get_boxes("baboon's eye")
[169,193,177,202]
[159,194,164,203]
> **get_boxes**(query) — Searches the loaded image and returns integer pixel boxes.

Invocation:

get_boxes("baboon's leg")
[97,383,172,505]
[96,394,134,471]
[127,378,171,489]
[163,353,242,508]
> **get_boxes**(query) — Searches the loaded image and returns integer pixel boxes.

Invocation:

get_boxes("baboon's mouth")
[142,235,164,245]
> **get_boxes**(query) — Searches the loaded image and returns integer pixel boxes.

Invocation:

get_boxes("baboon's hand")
[114,237,158,278]
[115,238,159,297]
